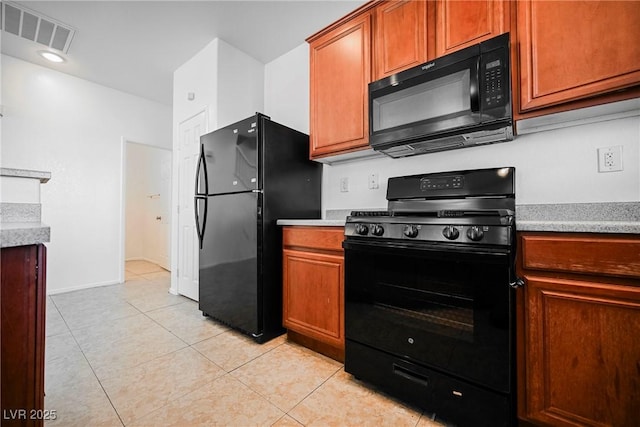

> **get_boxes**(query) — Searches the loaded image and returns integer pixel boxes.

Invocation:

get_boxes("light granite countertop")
[278,203,640,234]
[0,167,51,183]
[516,202,640,234]
[0,222,51,248]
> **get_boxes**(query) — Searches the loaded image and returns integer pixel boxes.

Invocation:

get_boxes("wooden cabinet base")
[517,233,640,426]
[287,330,344,363]
[1,244,47,427]
[282,226,345,361]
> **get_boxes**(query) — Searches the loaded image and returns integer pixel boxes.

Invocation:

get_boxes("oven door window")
[344,241,512,393]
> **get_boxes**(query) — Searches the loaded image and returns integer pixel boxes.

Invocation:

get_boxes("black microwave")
[369,33,513,158]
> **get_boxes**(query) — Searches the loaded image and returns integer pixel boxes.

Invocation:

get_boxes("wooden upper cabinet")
[373,0,428,80]
[517,0,640,112]
[435,0,508,57]
[308,11,372,159]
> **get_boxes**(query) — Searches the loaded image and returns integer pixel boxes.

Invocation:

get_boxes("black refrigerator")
[195,113,321,343]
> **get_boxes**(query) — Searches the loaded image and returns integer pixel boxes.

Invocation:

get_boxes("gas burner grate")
[349,211,390,217]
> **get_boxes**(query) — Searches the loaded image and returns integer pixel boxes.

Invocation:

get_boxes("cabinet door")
[283,249,344,349]
[517,0,640,112]
[1,244,46,427]
[435,0,508,57]
[373,0,428,80]
[309,12,371,159]
[521,275,640,426]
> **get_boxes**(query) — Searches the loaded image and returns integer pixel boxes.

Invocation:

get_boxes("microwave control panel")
[481,50,508,110]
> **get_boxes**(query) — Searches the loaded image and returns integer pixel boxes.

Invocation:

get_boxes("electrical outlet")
[340,177,349,192]
[368,173,379,190]
[597,146,623,172]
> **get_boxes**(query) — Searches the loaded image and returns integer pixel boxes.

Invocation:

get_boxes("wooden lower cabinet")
[282,226,344,361]
[1,244,47,427]
[517,233,640,426]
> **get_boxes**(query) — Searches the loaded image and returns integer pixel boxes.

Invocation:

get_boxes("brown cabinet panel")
[517,0,640,112]
[435,0,508,57]
[309,12,372,158]
[1,244,47,427]
[521,234,640,279]
[283,226,344,252]
[282,226,345,361]
[373,0,428,80]
[523,276,640,426]
[518,232,640,426]
[283,249,344,348]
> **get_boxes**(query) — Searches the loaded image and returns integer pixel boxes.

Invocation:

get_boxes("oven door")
[343,238,514,393]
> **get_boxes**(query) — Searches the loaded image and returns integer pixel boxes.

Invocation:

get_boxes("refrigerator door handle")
[195,197,207,250]
[195,144,209,196]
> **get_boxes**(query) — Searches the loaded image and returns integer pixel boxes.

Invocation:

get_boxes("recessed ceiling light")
[38,50,65,63]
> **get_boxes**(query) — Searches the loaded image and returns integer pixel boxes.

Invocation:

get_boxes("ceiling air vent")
[1,1,75,53]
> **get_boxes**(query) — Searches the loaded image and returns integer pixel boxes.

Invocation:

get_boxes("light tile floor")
[45,260,446,426]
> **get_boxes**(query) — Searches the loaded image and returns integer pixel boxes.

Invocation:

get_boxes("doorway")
[124,141,172,273]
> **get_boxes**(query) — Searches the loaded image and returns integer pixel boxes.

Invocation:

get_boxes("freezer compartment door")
[200,117,259,195]
[199,191,261,336]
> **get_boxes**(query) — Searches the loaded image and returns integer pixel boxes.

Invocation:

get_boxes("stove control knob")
[355,224,369,235]
[466,226,484,241]
[442,225,459,240]
[403,225,419,238]
[371,224,385,236]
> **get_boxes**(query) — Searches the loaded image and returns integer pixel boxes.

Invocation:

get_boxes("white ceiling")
[1,1,366,105]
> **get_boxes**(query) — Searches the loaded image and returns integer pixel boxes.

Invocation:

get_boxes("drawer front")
[521,234,640,279]
[283,226,344,251]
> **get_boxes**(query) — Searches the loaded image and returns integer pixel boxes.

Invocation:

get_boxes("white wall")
[324,116,640,208]
[1,55,172,294]
[173,39,219,131]
[216,39,265,129]
[172,38,266,134]
[264,43,309,134]
[264,43,640,212]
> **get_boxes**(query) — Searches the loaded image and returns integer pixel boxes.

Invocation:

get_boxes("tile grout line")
[283,365,344,426]
[53,299,126,427]
[50,266,181,426]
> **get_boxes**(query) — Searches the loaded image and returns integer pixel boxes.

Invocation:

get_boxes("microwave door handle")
[470,57,481,113]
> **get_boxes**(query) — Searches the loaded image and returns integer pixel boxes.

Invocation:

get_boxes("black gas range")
[343,167,519,427]
[345,167,516,248]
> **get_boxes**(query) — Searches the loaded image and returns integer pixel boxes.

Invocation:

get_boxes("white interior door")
[149,153,172,270]
[177,111,207,300]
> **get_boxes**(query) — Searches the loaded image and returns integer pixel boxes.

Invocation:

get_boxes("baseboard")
[47,279,122,295]
[125,256,170,271]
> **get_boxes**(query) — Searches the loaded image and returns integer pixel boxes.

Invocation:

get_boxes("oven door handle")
[342,239,511,258]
